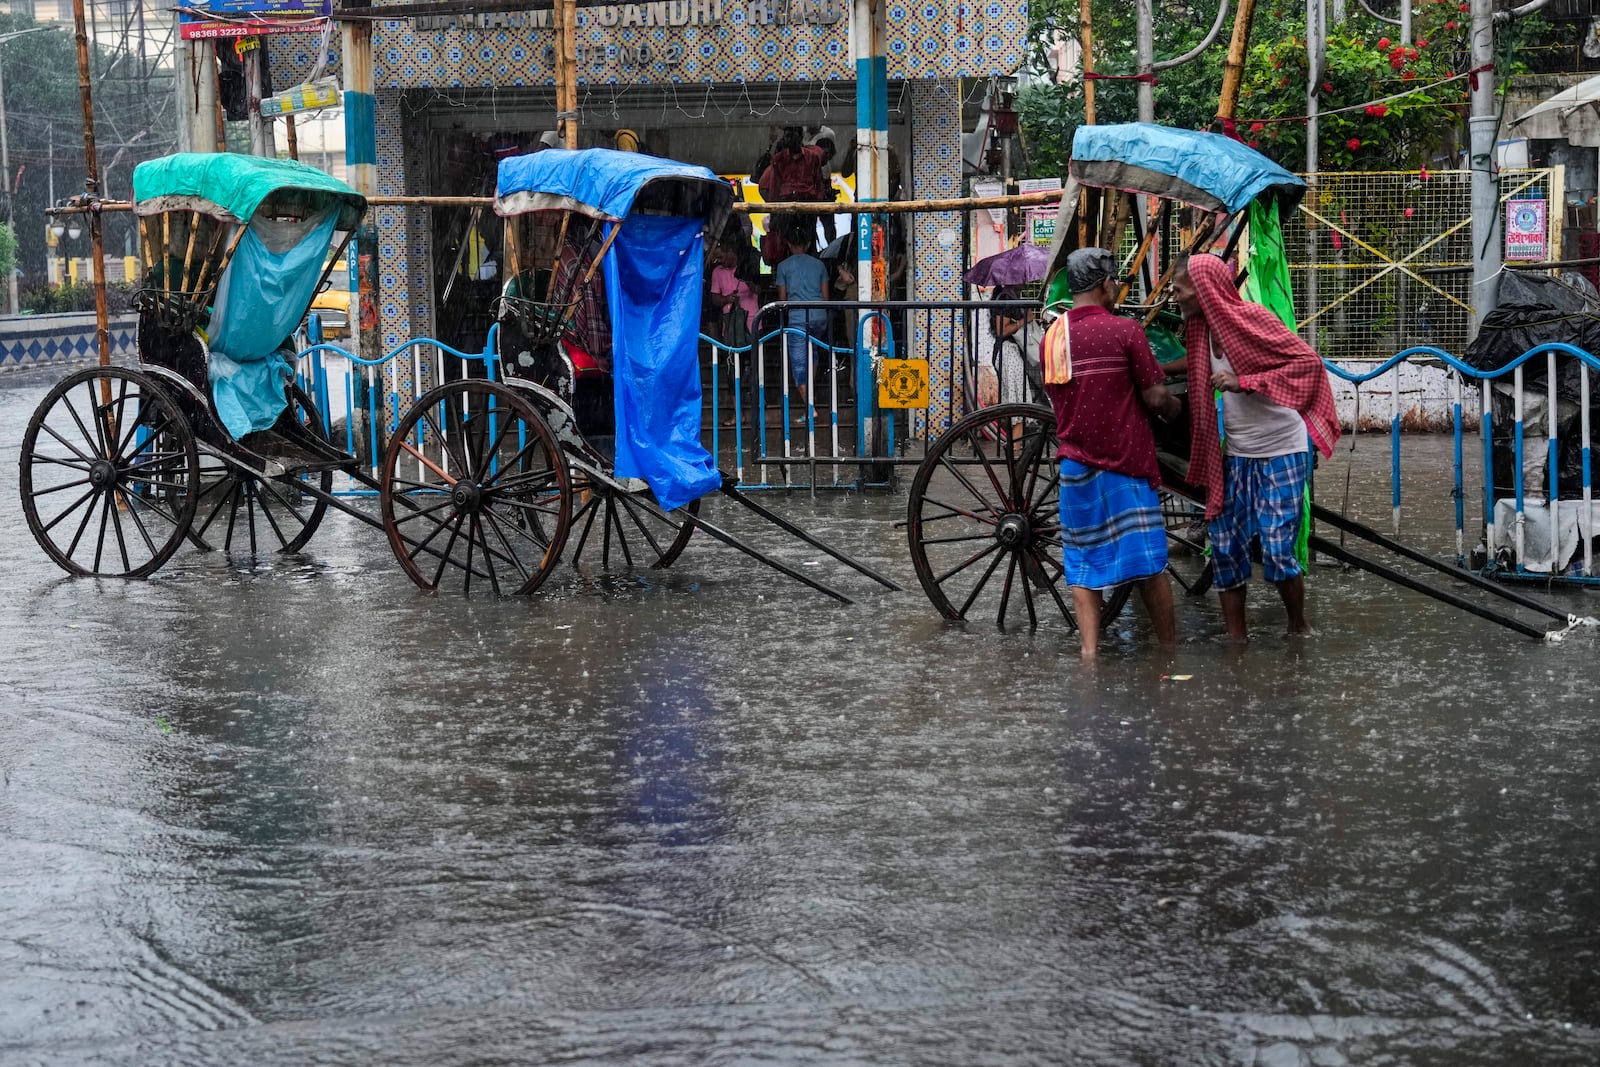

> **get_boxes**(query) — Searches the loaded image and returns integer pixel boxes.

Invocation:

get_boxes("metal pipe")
[1310,533,1551,639]
[1136,0,1154,123]
[1304,0,1322,343]
[1469,0,1500,331]
[1153,0,1229,70]
[1584,365,1593,576]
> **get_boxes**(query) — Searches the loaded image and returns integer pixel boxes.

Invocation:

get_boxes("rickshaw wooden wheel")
[906,403,1133,633]
[189,383,333,557]
[380,378,572,596]
[19,366,200,578]
[567,481,700,571]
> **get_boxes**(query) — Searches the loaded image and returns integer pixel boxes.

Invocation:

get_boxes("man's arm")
[1141,381,1182,422]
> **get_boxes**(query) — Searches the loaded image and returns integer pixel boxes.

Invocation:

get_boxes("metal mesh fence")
[1283,167,1563,363]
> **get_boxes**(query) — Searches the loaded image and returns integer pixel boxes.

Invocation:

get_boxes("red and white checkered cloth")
[1181,254,1341,519]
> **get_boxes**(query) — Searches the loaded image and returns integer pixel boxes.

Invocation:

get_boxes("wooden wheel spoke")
[429,513,469,588]
[63,488,102,555]
[616,492,669,560]
[31,477,92,498]
[916,531,997,547]
[481,507,534,586]
[114,486,162,559]
[936,453,1004,520]
[962,428,1015,511]
[955,544,1010,618]
[40,419,99,466]
[106,485,134,574]
[92,490,113,573]
[916,496,1001,528]
[996,550,1019,630]
[391,495,459,525]
[483,449,555,491]
[42,485,99,535]
[935,539,1002,588]
[406,505,460,563]
[31,453,93,473]
[191,477,240,542]
[571,493,603,561]
[472,515,500,596]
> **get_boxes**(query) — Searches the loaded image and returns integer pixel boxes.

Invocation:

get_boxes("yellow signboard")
[878,358,930,409]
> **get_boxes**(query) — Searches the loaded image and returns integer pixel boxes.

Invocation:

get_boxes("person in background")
[1170,252,1340,640]
[807,126,839,245]
[772,224,830,416]
[1046,247,1182,657]
[710,242,762,429]
[989,285,1040,406]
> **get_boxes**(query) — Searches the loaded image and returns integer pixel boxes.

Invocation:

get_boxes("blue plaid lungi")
[1057,458,1168,589]
[1208,451,1310,591]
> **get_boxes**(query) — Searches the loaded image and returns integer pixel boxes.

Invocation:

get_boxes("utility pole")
[1468,0,1498,329]
[0,26,53,315]
[1305,0,1324,340]
[0,48,15,315]
[1400,0,1412,46]
[245,40,272,156]
[1136,0,1154,123]
[852,0,887,452]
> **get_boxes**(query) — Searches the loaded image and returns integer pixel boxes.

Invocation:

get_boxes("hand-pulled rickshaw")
[20,149,894,604]
[904,123,1308,631]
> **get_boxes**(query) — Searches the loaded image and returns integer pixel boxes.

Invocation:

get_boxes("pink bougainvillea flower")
[1420,164,1430,180]
[1405,207,1415,217]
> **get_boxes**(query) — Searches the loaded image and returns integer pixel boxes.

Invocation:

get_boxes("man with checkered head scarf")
[1171,252,1340,640]
[1043,247,1182,657]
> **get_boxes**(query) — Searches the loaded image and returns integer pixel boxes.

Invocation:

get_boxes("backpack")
[759,146,828,202]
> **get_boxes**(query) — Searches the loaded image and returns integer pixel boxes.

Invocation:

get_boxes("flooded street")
[3,368,1599,1065]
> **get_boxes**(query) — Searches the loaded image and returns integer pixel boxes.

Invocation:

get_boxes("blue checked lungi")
[1057,458,1168,589]
[1208,451,1310,591]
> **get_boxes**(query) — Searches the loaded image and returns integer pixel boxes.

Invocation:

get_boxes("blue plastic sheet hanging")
[604,214,722,511]
[209,212,337,440]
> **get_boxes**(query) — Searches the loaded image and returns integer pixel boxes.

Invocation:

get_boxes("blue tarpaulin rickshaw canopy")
[1069,124,1306,215]
[494,148,729,221]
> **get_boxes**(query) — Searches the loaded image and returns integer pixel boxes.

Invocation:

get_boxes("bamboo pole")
[1079,0,1096,126]
[71,0,109,370]
[55,189,1071,216]
[561,0,577,147]
[1078,0,1095,248]
[1216,0,1259,126]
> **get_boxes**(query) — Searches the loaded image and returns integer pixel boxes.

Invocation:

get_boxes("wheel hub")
[451,481,483,512]
[88,458,118,489]
[995,512,1030,547]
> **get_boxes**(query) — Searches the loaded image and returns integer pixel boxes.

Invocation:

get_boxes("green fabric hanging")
[1241,199,1297,332]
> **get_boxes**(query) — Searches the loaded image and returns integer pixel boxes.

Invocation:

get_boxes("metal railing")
[1327,342,1600,584]
[295,298,1042,493]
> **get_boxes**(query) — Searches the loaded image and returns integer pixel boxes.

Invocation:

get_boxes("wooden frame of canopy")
[131,190,355,339]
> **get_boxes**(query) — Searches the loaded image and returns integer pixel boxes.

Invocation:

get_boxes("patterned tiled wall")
[362,0,1026,88]
[0,316,137,371]
[909,78,963,433]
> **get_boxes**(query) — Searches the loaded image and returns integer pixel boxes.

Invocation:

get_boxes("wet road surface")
[3,367,1599,1065]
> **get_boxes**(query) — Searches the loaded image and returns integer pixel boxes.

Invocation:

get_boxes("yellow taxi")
[721,172,856,269]
[308,259,351,338]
